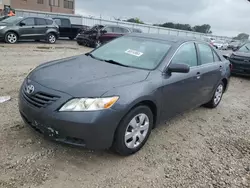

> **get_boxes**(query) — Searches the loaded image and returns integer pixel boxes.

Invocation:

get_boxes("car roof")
[127,33,200,43]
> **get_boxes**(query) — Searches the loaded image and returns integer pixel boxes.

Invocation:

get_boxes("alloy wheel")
[8,33,17,44]
[49,34,56,43]
[124,113,150,149]
[214,84,223,105]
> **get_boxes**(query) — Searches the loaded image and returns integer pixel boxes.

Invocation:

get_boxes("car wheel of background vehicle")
[47,33,56,44]
[112,105,153,156]
[77,41,83,45]
[35,39,40,42]
[69,36,75,40]
[204,82,224,108]
[95,40,101,48]
[5,32,18,44]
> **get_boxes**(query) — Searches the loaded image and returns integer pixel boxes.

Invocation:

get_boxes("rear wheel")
[112,106,153,156]
[204,82,224,108]
[47,33,57,44]
[5,32,18,44]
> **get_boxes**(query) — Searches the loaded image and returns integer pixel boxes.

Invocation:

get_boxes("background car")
[76,24,136,48]
[19,34,231,156]
[0,16,59,44]
[225,42,250,76]
[228,41,242,51]
[52,17,89,40]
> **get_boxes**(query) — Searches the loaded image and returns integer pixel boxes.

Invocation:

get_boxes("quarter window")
[171,43,198,67]
[198,43,214,64]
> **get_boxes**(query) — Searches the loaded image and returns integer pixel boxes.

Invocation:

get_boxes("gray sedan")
[18,34,231,156]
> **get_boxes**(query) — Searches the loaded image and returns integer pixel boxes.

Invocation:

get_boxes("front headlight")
[0,26,6,30]
[59,96,119,111]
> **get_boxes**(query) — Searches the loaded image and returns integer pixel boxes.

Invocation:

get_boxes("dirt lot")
[0,41,250,188]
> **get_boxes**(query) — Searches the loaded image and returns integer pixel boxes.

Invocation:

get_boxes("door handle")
[196,72,201,79]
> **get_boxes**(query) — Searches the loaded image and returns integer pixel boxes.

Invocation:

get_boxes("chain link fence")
[15,9,232,41]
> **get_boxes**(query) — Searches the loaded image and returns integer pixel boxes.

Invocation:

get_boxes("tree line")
[126,18,212,34]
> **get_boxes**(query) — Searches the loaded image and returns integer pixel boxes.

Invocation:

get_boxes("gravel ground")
[0,41,250,188]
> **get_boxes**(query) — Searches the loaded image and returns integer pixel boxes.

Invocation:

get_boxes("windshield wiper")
[85,53,104,61]
[104,59,129,67]
[245,46,250,51]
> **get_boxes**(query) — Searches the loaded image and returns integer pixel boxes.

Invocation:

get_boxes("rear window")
[46,19,53,25]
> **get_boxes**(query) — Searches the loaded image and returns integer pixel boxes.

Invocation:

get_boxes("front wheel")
[47,33,57,44]
[204,82,224,108]
[5,32,18,44]
[112,106,153,156]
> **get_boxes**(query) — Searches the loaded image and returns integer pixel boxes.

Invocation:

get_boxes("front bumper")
[18,80,122,150]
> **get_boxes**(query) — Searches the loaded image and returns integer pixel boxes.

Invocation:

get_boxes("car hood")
[29,55,149,97]
[232,51,250,58]
[0,22,12,26]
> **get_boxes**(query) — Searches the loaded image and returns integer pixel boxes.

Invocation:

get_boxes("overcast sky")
[76,0,250,37]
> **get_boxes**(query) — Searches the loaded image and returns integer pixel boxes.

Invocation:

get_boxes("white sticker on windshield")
[125,49,143,57]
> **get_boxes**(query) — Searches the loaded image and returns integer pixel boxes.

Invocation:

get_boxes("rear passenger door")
[196,43,223,103]
[35,18,47,38]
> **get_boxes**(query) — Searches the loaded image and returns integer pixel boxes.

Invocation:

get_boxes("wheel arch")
[5,30,19,39]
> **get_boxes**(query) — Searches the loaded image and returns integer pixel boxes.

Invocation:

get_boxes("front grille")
[22,85,60,108]
[231,55,250,63]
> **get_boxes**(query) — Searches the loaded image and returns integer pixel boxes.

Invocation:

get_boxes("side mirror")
[168,63,190,73]
[19,22,25,26]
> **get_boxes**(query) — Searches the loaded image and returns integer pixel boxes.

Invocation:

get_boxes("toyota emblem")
[26,85,35,94]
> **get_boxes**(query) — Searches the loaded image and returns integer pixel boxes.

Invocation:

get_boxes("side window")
[104,27,113,33]
[113,27,123,33]
[61,19,70,27]
[46,19,53,25]
[213,51,221,62]
[120,27,130,33]
[54,19,61,26]
[36,18,46,25]
[21,18,35,26]
[171,43,198,67]
[198,43,214,64]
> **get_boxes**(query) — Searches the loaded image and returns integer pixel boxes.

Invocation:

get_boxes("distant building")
[1,0,75,15]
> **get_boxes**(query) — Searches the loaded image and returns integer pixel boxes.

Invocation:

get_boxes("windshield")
[238,43,250,53]
[90,36,172,70]
[0,16,23,23]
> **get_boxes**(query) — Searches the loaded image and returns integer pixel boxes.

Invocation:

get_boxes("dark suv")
[0,16,59,44]
[76,24,136,48]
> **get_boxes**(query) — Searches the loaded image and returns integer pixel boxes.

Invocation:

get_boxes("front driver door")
[18,18,37,39]
[161,42,203,120]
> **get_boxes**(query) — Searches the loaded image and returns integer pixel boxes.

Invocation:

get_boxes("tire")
[204,82,224,108]
[35,39,40,42]
[47,33,57,44]
[69,36,75,40]
[77,41,83,45]
[5,32,18,44]
[112,105,153,156]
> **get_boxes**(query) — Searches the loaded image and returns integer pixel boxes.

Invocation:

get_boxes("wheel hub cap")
[8,34,17,43]
[124,113,149,149]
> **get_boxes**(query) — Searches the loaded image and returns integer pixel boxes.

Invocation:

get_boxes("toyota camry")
[19,33,231,156]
